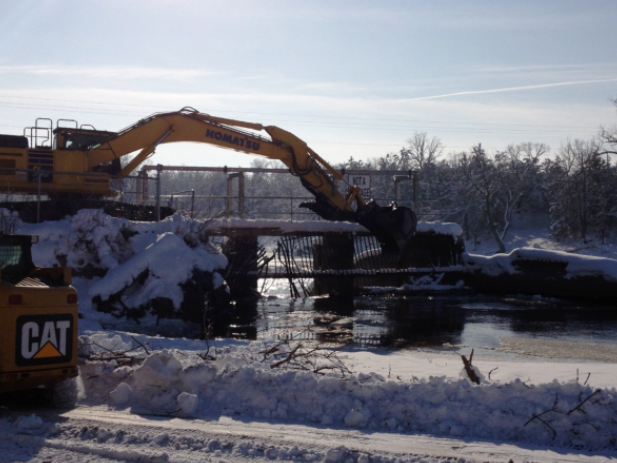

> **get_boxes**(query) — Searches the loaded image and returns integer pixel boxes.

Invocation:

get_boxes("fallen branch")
[88,337,152,366]
[566,245,596,253]
[312,365,345,375]
[87,355,135,362]
[197,351,216,361]
[260,342,285,361]
[130,336,150,355]
[459,349,480,384]
[259,322,351,376]
[91,341,116,354]
[265,344,351,376]
[584,420,600,432]
[524,395,560,438]
[567,389,601,416]
[270,344,302,369]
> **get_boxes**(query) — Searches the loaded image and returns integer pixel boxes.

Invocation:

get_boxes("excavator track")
[0,196,174,223]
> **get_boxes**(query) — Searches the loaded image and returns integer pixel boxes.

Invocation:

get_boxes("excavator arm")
[86,107,417,256]
[87,108,350,212]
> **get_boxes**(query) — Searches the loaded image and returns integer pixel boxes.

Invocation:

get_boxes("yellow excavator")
[0,107,416,255]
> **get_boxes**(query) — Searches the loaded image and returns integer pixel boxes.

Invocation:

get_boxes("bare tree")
[599,97,617,154]
[548,139,606,241]
[429,152,482,240]
[400,132,444,171]
[463,144,506,253]
[494,143,548,241]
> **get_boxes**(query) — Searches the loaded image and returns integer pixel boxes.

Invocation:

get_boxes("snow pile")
[20,209,130,270]
[21,209,227,272]
[89,232,224,309]
[17,210,227,311]
[465,247,617,281]
[13,414,43,431]
[79,335,617,451]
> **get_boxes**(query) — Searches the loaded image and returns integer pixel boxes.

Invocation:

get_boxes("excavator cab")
[54,127,115,151]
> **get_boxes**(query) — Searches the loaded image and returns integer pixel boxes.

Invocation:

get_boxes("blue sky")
[1,0,616,167]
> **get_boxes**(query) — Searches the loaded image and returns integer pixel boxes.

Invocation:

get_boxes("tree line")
[156,99,617,250]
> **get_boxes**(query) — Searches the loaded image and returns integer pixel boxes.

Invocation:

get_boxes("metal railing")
[144,164,419,222]
[0,163,421,223]
[160,194,416,221]
[168,189,195,218]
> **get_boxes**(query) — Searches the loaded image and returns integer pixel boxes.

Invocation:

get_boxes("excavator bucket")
[300,198,417,258]
[357,201,417,256]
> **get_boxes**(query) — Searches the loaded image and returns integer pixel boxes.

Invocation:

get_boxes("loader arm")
[86,107,417,255]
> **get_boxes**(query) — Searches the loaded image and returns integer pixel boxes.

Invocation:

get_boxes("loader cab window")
[0,236,35,281]
[0,245,22,269]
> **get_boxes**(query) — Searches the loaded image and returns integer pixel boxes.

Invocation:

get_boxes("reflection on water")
[252,292,617,351]
[376,297,466,348]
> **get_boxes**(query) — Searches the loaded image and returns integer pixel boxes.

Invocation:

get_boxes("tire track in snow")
[59,407,614,463]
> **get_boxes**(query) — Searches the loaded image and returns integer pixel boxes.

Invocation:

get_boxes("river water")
[234,280,617,357]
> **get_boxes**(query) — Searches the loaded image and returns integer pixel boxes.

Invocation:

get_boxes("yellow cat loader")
[0,234,78,397]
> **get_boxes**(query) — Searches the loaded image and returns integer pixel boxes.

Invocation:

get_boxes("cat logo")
[15,314,74,367]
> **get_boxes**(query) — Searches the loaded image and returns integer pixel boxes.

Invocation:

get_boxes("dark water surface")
[239,291,617,352]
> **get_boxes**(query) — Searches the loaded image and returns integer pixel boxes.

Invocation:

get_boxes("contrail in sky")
[409,78,617,101]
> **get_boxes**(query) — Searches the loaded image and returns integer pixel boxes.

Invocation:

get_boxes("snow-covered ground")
[2,212,617,462]
[3,333,617,462]
[469,228,617,260]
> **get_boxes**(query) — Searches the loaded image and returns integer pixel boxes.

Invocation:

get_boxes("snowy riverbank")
[3,330,617,463]
[3,213,617,461]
